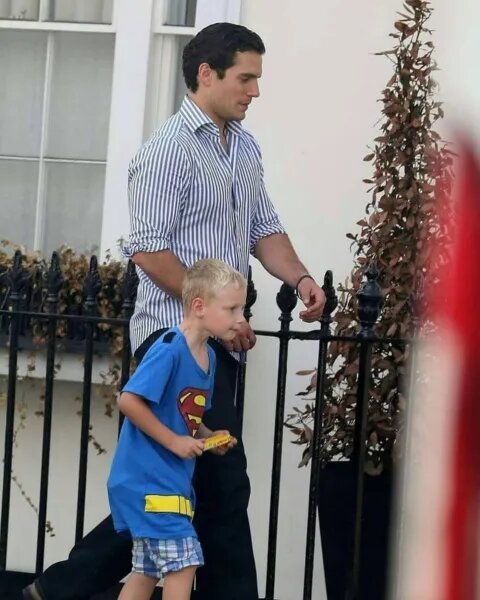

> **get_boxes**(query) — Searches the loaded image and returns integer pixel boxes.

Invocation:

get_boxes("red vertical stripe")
[440,146,480,599]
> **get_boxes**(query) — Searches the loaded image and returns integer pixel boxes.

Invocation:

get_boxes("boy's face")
[200,283,246,340]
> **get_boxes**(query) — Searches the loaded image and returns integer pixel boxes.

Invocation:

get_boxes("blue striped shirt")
[124,95,285,353]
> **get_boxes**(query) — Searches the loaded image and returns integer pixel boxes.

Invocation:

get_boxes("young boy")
[107,259,247,600]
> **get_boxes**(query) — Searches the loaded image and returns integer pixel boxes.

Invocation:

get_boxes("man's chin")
[231,110,246,121]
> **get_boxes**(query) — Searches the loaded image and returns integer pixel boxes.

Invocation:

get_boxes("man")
[24,22,325,600]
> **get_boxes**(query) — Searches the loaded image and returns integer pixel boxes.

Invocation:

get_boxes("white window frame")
[0,0,242,256]
[0,0,116,252]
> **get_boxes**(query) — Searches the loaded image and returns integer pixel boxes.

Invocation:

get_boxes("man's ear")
[198,62,213,88]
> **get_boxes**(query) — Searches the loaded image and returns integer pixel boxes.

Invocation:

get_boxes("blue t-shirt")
[107,327,216,540]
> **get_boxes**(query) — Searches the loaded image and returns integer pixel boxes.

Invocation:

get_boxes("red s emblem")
[177,387,208,436]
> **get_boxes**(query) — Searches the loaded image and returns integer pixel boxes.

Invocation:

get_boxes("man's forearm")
[253,233,311,288]
[197,423,213,439]
[132,249,186,299]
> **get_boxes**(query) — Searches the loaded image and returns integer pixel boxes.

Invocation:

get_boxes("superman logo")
[177,387,208,437]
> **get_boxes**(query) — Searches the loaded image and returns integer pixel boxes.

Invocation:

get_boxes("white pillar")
[100,0,154,257]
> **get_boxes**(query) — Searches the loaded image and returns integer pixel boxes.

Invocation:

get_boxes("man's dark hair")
[182,22,265,92]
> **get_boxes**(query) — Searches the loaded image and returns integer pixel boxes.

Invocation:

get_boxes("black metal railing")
[236,264,409,600]
[0,251,137,574]
[0,251,409,600]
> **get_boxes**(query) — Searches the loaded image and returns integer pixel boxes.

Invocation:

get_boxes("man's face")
[208,51,262,122]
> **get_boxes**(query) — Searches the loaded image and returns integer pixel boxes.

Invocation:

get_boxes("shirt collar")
[180,95,243,137]
[225,120,244,136]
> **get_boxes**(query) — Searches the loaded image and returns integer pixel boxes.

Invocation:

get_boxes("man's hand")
[169,435,204,459]
[298,278,326,322]
[221,321,256,353]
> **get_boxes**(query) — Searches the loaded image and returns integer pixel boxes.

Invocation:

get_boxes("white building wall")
[2,1,479,598]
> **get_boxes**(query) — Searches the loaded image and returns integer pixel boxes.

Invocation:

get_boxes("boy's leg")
[163,566,196,600]
[26,515,132,599]
[127,537,200,600]
[193,341,258,600]
[118,573,159,600]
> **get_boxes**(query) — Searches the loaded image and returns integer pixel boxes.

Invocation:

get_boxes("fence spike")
[357,263,383,337]
[83,255,102,312]
[276,283,297,322]
[46,251,64,307]
[321,270,338,330]
[6,250,30,301]
[121,260,139,315]
[244,266,257,321]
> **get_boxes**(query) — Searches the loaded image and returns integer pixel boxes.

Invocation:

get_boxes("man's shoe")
[22,581,44,600]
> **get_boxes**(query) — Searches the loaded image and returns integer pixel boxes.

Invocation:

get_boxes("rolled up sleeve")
[123,137,190,258]
[249,165,286,253]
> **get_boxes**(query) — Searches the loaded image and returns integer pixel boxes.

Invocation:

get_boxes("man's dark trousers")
[33,332,258,599]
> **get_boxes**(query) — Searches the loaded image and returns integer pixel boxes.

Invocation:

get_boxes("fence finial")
[6,250,30,301]
[321,270,338,330]
[83,255,102,312]
[121,260,139,316]
[244,266,257,322]
[46,251,64,307]
[357,263,383,337]
[276,284,297,324]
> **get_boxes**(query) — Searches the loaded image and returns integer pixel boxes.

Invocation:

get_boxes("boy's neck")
[178,319,210,351]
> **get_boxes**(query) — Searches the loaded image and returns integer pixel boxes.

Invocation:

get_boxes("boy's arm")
[118,392,204,459]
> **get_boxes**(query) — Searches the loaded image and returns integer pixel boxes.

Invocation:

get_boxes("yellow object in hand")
[203,432,232,451]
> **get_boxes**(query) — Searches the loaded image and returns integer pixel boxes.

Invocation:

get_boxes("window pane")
[4,0,40,20]
[0,1,10,18]
[46,32,115,161]
[164,0,196,26]
[0,160,38,248]
[0,30,47,157]
[49,0,113,24]
[43,162,104,254]
[144,34,192,135]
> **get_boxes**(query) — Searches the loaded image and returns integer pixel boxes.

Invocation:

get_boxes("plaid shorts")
[132,536,204,578]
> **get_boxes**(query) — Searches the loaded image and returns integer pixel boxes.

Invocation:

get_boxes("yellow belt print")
[144,494,193,518]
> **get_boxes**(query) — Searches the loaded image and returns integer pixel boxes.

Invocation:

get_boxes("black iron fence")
[0,251,137,577]
[0,250,410,600]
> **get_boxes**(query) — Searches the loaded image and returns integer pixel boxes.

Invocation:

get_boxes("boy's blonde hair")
[182,259,247,313]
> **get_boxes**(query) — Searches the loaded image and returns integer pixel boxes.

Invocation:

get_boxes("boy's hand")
[207,430,238,456]
[169,435,204,459]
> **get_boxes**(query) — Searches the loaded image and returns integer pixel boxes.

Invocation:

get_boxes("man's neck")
[188,93,226,133]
